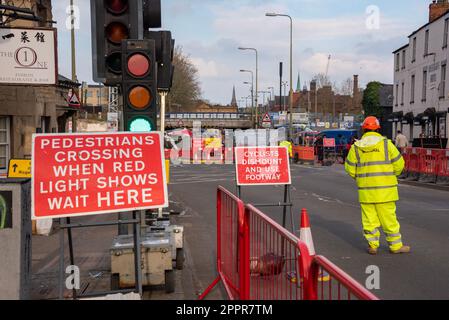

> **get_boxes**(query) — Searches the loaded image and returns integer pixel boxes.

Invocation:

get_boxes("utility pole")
[70,0,78,133]
[70,0,77,82]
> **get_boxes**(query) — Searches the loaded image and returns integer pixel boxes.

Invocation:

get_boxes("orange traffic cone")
[300,208,316,256]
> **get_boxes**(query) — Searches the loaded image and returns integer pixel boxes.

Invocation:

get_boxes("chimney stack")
[429,0,449,23]
[353,75,359,111]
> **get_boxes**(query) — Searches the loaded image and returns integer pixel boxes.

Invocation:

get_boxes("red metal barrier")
[309,256,379,300]
[293,146,315,164]
[200,186,379,301]
[199,186,246,300]
[245,204,312,300]
[418,148,443,183]
[404,148,420,180]
[437,149,449,185]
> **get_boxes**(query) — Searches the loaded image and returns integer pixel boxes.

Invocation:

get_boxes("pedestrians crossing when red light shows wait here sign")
[235,146,291,186]
[31,132,168,220]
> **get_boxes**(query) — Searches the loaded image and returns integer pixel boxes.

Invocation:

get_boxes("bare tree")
[168,46,202,112]
[337,77,354,96]
[312,73,332,88]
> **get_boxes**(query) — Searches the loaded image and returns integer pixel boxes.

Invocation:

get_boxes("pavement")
[31,162,449,300]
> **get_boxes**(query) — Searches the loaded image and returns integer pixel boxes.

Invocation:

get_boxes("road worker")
[345,116,410,255]
[280,140,293,159]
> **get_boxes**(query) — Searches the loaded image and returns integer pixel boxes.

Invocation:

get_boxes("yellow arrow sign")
[8,159,31,178]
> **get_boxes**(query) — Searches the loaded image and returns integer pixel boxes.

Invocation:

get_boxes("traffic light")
[91,0,145,85]
[143,0,162,29]
[145,30,175,92]
[122,39,158,132]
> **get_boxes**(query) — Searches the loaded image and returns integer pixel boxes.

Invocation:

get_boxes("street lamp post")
[266,12,293,140]
[238,47,259,129]
[268,86,274,111]
[240,70,255,127]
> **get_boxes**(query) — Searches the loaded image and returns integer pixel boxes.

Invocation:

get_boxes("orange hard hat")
[362,116,381,130]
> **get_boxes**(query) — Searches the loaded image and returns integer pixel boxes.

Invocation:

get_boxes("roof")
[378,83,394,107]
[58,74,81,87]
[408,8,449,38]
[392,43,409,54]
[393,9,449,54]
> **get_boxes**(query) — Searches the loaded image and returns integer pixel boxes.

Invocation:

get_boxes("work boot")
[367,247,378,255]
[390,245,411,254]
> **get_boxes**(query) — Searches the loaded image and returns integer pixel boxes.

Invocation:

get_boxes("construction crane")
[317,54,332,88]
[325,54,331,81]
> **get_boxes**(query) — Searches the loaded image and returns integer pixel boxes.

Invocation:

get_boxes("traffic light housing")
[91,0,144,85]
[122,39,158,132]
[143,0,162,29]
[145,30,175,92]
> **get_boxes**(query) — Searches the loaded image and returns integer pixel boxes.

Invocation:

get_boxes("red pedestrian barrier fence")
[310,256,379,300]
[293,146,315,164]
[401,147,449,185]
[199,186,379,301]
[437,149,449,185]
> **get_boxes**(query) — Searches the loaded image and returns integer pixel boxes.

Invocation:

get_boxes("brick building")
[270,75,363,118]
[0,0,79,177]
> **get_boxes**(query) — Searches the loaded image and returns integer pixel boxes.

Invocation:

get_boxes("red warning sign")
[32,132,168,220]
[235,146,291,186]
[68,91,81,108]
[323,138,336,148]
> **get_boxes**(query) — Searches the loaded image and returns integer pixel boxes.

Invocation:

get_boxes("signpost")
[67,91,81,108]
[0,27,57,85]
[235,146,291,186]
[323,138,336,148]
[261,113,272,128]
[234,146,293,229]
[32,132,168,220]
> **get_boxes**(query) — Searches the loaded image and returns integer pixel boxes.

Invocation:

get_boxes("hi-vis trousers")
[361,202,403,251]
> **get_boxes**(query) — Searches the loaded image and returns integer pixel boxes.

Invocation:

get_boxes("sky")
[53,0,430,105]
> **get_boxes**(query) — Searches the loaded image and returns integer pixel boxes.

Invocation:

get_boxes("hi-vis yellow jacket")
[280,141,293,158]
[345,132,405,204]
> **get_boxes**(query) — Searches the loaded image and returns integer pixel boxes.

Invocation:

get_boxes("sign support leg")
[58,218,65,300]
[133,211,143,297]
[282,185,289,229]
[66,217,77,299]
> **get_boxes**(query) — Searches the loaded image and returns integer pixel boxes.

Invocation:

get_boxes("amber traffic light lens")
[106,22,129,44]
[127,53,150,77]
[106,52,122,74]
[105,0,129,15]
[128,86,151,109]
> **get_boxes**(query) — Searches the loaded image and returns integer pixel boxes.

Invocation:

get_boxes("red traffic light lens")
[128,86,152,109]
[105,0,129,15]
[127,53,150,77]
[106,52,122,74]
[106,22,129,44]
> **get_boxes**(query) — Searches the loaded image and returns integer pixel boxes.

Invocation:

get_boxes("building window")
[0,117,10,174]
[411,75,415,103]
[440,64,447,99]
[412,37,417,62]
[444,18,449,48]
[395,84,399,106]
[395,53,400,72]
[402,50,406,69]
[424,30,429,56]
[422,70,427,102]
[401,82,405,105]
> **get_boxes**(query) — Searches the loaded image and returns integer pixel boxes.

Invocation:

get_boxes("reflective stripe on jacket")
[344,132,405,203]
